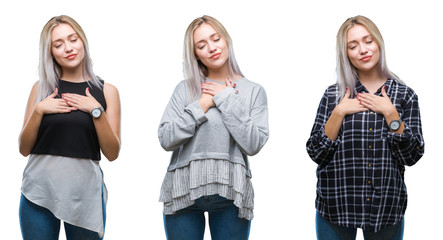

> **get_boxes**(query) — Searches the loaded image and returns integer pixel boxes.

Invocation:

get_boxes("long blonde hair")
[183,15,243,101]
[336,15,402,100]
[37,15,101,102]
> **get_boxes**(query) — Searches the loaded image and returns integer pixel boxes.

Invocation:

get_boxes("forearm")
[159,100,207,151]
[324,109,345,141]
[94,114,121,161]
[214,87,268,155]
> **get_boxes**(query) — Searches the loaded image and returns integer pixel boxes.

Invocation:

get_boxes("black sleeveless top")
[31,80,107,160]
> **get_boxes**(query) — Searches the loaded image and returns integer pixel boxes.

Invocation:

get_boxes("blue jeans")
[19,194,106,240]
[316,212,404,240]
[163,194,251,240]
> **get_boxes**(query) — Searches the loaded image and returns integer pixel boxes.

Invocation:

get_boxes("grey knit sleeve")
[213,84,269,156]
[158,82,208,151]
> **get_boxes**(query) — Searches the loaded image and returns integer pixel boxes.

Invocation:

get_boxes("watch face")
[390,121,400,130]
[92,108,101,118]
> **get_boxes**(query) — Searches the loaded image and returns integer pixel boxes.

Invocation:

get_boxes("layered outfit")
[158,78,268,238]
[20,80,107,238]
[307,79,424,233]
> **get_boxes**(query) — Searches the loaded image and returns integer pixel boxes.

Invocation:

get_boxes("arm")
[158,82,211,151]
[306,90,338,166]
[212,85,269,156]
[357,86,424,166]
[95,83,121,161]
[19,82,76,156]
[62,83,121,161]
[306,87,367,166]
[386,92,424,166]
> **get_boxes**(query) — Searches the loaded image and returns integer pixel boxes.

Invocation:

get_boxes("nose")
[64,41,73,53]
[359,43,368,55]
[208,42,216,53]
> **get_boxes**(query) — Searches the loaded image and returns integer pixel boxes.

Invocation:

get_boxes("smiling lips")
[66,54,77,60]
[360,55,372,62]
[210,53,221,60]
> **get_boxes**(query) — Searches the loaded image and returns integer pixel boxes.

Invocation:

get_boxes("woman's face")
[346,24,380,73]
[51,23,85,71]
[193,23,229,72]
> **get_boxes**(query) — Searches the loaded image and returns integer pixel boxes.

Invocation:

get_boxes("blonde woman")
[19,15,121,240]
[307,16,424,240]
[158,15,269,240]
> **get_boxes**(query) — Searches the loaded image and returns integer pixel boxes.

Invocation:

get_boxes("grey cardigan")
[158,78,269,177]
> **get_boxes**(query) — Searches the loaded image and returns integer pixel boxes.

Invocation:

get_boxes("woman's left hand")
[356,86,396,116]
[62,87,102,113]
[201,77,235,96]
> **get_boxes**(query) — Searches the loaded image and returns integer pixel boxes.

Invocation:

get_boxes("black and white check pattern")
[307,79,424,232]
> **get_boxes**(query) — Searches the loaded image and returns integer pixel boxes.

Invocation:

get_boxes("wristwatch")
[389,119,402,131]
[91,106,104,118]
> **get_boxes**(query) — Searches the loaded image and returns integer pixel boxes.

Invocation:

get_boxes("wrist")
[34,103,45,116]
[383,106,398,120]
[333,106,346,119]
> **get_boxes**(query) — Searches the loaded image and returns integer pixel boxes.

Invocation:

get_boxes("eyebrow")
[52,33,78,44]
[194,33,220,46]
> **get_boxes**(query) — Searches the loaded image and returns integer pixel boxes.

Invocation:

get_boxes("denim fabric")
[164,194,251,240]
[316,211,404,240]
[19,194,106,240]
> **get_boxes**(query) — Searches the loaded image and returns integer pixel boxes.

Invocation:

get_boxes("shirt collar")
[355,78,394,96]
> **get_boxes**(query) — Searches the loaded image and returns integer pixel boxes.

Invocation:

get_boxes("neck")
[358,69,385,93]
[207,64,241,82]
[61,65,86,82]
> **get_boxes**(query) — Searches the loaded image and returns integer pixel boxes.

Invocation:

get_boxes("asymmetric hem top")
[21,79,108,236]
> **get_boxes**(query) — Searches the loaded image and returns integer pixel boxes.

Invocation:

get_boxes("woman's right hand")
[19,86,75,156]
[324,88,367,140]
[335,87,368,117]
[36,88,77,115]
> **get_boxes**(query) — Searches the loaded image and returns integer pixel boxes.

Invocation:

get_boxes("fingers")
[381,86,388,98]
[85,87,92,97]
[49,88,59,98]
[225,77,232,87]
[345,87,351,98]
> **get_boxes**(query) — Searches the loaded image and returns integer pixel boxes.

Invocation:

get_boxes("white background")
[1,0,441,239]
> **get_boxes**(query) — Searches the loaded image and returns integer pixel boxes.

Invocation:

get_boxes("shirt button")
[370,111,374,114]
[368,163,372,167]
[368,180,371,184]
[368,145,372,149]
[369,128,373,131]
[366,198,371,202]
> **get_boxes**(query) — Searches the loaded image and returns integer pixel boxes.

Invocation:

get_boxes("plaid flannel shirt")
[306,79,424,232]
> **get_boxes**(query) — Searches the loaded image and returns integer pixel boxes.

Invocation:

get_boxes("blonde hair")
[183,15,243,101]
[336,15,402,100]
[37,15,101,102]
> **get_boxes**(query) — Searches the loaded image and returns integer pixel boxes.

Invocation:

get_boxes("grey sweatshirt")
[158,78,269,176]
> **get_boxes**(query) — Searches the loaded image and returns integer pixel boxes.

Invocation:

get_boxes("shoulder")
[171,80,191,97]
[240,78,264,89]
[326,83,339,93]
[103,82,120,101]
[28,81,40,101]
[389,79,418,99]
[103,82,118,92]
[240,78,267,95]
[323,83,339,99]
